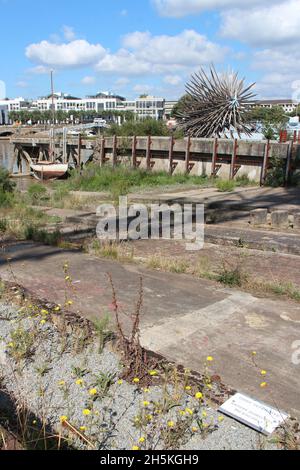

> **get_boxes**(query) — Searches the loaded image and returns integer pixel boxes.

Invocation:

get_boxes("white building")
[0,97,30,112]
[133,96,165,120]
[31,92,126,113]
[249,99,299,113]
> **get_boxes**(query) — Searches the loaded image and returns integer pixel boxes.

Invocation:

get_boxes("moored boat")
[30,161,69,180]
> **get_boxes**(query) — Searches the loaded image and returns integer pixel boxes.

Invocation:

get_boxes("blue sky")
[0,0,299,100]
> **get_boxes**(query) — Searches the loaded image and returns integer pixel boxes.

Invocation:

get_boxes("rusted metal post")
[261,140,271,186]
[185,136,191,174]
[230,139,238,180]
[285,141,293,186]
[146,135,152,171]
[100,136,106,166]
[211,138,218,177]
[132,135,137,168]
[77,134,82,166]
[112,135,117,167]
[168,135,175,175]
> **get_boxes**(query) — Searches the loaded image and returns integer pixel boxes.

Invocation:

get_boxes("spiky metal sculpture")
[176,66,256,138]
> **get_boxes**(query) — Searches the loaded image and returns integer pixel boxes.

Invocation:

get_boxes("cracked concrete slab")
[0,241,299,419]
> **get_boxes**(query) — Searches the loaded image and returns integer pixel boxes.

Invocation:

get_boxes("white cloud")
[114,77,131,88]
[28,65,51,75]
[26,39,106,68]
[62,25,76,41]
[133,84,154,94]
[81,76,96,85]
[16,81,28,88]
[164,75,182,86]
[253,44,300,98]
[153,0,282,17]
[221,0,300,47]
[96,30,226,76]
[96,49,151,75]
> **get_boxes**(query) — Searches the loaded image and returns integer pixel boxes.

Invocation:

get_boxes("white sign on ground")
[219,393,289,435]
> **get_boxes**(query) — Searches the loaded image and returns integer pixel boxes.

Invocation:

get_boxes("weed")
[0,219,7,233]
[8,327,37,362]
[25,226,61,246]
[217,262,245,287]
[27,184,48,205]
[91,313,113,354]
[92,372,115,399]
[216,179,236,192]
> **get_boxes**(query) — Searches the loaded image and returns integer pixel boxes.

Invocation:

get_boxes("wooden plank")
[261,140,271,186]
[168,135,175,175]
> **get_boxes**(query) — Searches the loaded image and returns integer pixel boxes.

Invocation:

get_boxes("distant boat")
[30,161,69,180]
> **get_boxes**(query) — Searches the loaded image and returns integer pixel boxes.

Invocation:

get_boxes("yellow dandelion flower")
[60,416,68,424]
[207,356,214,362]
[40,320,46,325]
[185,408,193,416]
[202,411,207,418]
[218,416,224,422]
[83,409,91,416]
[66,300,73,306]
[179,410,186,416]
[192,427,198,433]
[41,309,48,315]
[185,386,192,391]
[143,401,150,407]
[117,380,123,385]
[143,388,150,393]
[149,370,158,376]
[260,382,268,388]
[80,426,87,432]
[89,388,97,396]
[167,421,175,428]
[252,351,257,356]
[195,392,203,400]
[206,384,212,390]
[65,276,71,281]
[54,306,61,312]
[146,415,153,422]
[261,370,267,376]
[76,379,84,386]
[133,378,140,384]
[139,437,145,444]
[58,380,65,386]
[8,342,14,348]
[132,446,140,451]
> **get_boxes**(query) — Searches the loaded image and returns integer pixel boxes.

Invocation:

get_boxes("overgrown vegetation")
[105,118,175,137]
[265,156,286,187]
[0,167,15,207]
[58,164,212,197]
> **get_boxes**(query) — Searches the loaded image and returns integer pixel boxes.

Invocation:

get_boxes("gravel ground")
[0,302,277,450]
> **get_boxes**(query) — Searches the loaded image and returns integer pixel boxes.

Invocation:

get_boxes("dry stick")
[62,421,95,449]
[107,273,127,344]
